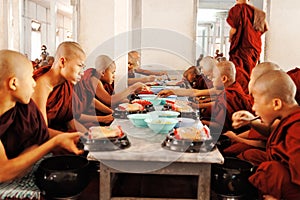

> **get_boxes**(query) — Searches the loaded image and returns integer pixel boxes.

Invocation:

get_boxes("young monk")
[75,55,145,127]
[0,50,83,182]
[128,51,167,85]
[32,41,87,136]
[158,56,218,98]
[245,70,300,200]
[223,62,281,156]
[200,60,253,134]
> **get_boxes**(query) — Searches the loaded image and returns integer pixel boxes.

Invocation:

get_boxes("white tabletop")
[90,119,224,165]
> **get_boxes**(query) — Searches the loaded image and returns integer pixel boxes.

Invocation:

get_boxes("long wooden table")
[90,119,224,200]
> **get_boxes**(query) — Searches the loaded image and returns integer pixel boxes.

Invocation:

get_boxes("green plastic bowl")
[144,118,178,134]
[127,114,150,128]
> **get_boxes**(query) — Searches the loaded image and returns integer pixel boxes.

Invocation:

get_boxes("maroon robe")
[248,109,300,199]
[34,66,84,131]
[192,74,213,90]
[211,82,253,134]
[287,67,300,105]
[227,3,267,93]
[0,100,49,159]
[223,128,267,157]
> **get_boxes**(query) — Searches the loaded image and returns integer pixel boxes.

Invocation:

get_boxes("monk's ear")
[272,98,282,111]
[59,57,66,68]
[8,77,18,91]
[221,75,228,83]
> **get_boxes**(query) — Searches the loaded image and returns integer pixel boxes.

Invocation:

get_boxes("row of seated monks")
[158,55,300,200]
[1,40,300,200]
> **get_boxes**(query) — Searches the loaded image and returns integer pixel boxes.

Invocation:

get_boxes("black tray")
[81,134,130,151]
[162,132,213,153]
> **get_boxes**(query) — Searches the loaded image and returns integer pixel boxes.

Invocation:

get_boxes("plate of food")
[81,125,130,151]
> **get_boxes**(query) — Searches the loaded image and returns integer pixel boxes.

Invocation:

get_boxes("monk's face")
[251,90,275,126]
[61,53,86,84]
[101,64,116,85]
[212,68,224,89]
[14,60,36,104]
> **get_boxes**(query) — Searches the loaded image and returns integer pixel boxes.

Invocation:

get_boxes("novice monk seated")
[0,50,83,182]
[32,41,88,137]
[128,51,167,85]
[223,62,282,156]
[200,61,253,134]
[75,55,145,127]
[244,70,300,200]
[158,56,218,98]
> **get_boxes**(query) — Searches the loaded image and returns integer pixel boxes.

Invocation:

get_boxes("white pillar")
[71,0,79,42]
[0,0,9,49]
[49,0,57,55]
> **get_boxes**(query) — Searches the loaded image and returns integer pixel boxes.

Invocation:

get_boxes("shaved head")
[252,70,296,104]
[249,62,281,93]
[199,56,217,72]
[0,50,30,84]
[95,55,115,73]
[55,41,85,61]
[216,60,236,82]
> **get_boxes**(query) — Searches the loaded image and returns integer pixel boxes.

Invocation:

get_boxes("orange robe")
[287,67,300,105]
[0,100,49,159]
[246,109,300,199]
[227,3,267,93]
[210,82,253,134]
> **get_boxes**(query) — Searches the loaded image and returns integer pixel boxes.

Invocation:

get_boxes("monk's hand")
[223,131,237,140]
[97,114,114,124]
[232,110,255,129]
[263,195,279,200]
[130,82,146,93]
[55,132,84,155]
[157,89,175,97]
[145,75,156,82]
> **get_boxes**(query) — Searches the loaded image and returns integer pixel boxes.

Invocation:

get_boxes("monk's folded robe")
[227,3,267,92]
[193,74,213,90]
[287,67,300,105]
[0,100,49,159]
[223,128,267,157]
[249,109,300,199]
[34,65,86,131]
[210,81,253,134]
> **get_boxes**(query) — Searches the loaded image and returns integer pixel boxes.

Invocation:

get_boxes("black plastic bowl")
[34,155,90,198]
[211,157,255,196]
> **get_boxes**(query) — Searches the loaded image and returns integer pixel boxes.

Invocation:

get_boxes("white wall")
[265,0,300,71]
[141,0,196,71]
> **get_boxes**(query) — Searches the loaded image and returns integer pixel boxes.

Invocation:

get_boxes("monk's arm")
[79,114,114,124]
[94,79,112,106]
[111,82,145,106]
[0,134,83,182]
[229,27,237,42]
[31,84,50,125]
[93,98,113,114]
[67,119,88,133]
[224,131,265,148]
[159,88,219,97]
[249,120,272,137]
[135,67,167,76]
[128,76,156,85]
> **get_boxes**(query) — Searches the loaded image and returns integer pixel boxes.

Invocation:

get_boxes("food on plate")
[88,125,124,139]
[118,102,144,112]
[131,99,152,107]
[174,126,210,141]
[146,81,160,86]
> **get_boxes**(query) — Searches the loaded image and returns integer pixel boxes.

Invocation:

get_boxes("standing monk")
[227,0,268,93]
[32,41,87,137]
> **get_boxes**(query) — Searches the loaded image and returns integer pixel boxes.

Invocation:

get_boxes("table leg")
[197,164,211,200]
[100,162,111,200]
